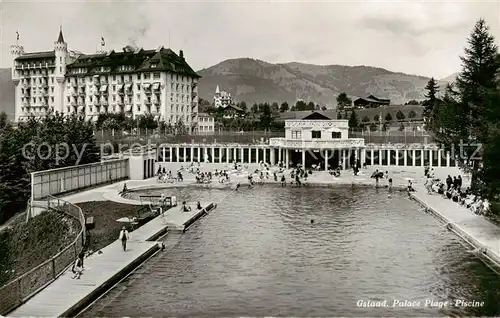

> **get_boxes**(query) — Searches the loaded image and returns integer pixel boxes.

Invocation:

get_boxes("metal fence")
[348,131,434,144]
[95,130,286,146]
[0,196,86,316]
[31,159,129,200]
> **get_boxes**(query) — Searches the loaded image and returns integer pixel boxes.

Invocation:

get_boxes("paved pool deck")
[8,201,214,317]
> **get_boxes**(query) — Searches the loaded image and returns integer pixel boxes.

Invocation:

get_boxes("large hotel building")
[10,29,200,129]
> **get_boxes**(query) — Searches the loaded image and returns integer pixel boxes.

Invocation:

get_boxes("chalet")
[353,95,391,108]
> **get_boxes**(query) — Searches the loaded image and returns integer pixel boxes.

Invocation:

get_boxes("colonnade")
[156,145,457,169]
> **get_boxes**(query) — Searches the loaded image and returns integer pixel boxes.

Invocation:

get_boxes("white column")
[395,150,399,166]
[446,151,450,167]
[211,146,215,163]
[437,149,441,167]
[412,150,416,166]
[169,147,173,162]
[240,148,244,163]
[232,148,236,162]
[190,146,194,162]
[174,146,178,163]
[324,149,328,171]
[361,149,366,167]
[342,149,346,170]
[226,147,230,163]
[256,147,259,163]
[302,149,306,167]
[198,147,202,162]
[285,149,289,169]
[429,150,433,167]
[163,147,166,163]
[404,150,407,166]
[370,149,374,165]
[378,150,382,166]
[278,148,282,163]
[270,148,275,165]
[346,149,350,168]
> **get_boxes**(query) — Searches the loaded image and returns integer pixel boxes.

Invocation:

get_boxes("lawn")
[0,210,80,286]
[76,201,141,252]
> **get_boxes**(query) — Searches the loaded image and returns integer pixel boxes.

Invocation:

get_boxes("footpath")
[410,184,500,268]
[8,200,215,317]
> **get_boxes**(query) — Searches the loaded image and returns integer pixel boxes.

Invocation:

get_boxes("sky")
[1,0,499,79]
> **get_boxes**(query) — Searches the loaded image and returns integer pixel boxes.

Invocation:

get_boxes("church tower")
[54,27,68,114]
[11,41,25,121]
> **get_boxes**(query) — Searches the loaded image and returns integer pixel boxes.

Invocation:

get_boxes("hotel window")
[332,132,341,139]
[291,131,302,139]
[112,76,116,81]
[144,73,151,80]
[112,85,116,91]
[153,72,160,79]
[312,131,321,139]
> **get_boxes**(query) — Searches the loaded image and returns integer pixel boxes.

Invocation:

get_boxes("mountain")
[0,69,15,119]
[440,72,459,83]
[197,58,449,107]
[0,59,449,117]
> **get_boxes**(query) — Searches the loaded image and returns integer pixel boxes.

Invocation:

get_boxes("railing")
[0,196,86,316]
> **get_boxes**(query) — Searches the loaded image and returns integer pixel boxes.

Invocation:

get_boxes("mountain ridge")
[196,58,453,107]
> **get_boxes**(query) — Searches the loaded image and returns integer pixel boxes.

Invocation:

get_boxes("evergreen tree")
[432,19,500,195]
[423,77,440,122]
[348,110,359,129]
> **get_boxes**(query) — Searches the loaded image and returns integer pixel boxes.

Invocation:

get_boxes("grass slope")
[0,210,79,286]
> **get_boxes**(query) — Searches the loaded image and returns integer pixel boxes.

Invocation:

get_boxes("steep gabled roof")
[302,111,332,120]
[66,47,200,78]
[57,28,65,43]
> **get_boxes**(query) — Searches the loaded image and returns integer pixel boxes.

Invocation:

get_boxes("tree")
[0,113,100,223]
[384,112,393,123]
[408,110,416,120]
[307,101,315,111]
[399,123,405,131]
[279,102,289,112]
[423,77,440,129]
[396,110,405,121]
[336,92,352,110]
[432,19,500,197]
[270,102,280,113]
[362,116,370,124]
[374,114,380,122]
[251,104,259,113]
[369,122,378,131]
[348,110,359,129]
[295,101,307,111]
[321,106,327,111]
[337,112,342,119]
[259,103,275,129]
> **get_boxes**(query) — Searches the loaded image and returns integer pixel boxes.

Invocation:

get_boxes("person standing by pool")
[119,226,129,252]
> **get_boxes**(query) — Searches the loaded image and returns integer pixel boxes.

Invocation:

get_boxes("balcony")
[42,92,49,97]
[126,90,133,96]
[78,82,86,88]
[144,99,152,105]
[22,91,31,97]
[93,90,100,96]
[192,82,197,88]
[191,112,197,117]
[153,99,160,105]
[100,80,108,85]
[93,80,101,87]
[78,91,86,97]
[101,100,108,106]
[22,102,30,107]
[71,82,77,88]
[268,138,365,149]
[93,100,100,106]
[191,91,197,98]
[71,91,78,97]
[100,90,108,96]
[41,101,48,107]
[117,99,124,105]
[77,101,85,107]
[70,101,77,106]
[23,83,31,88]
